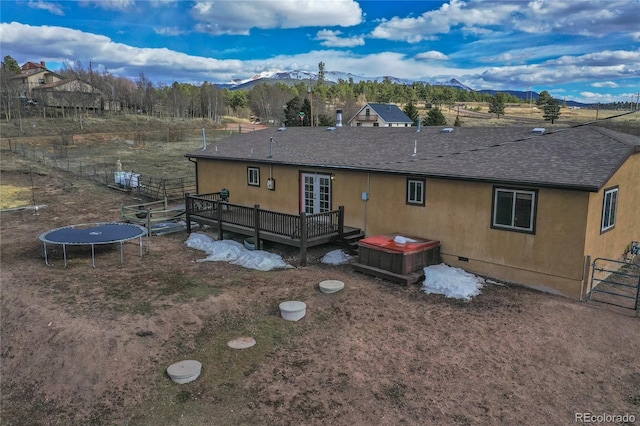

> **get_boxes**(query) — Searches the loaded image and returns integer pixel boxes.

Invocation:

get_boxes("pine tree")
[284,96,303,126]
[488,93,506,118]
[403,100,420,126]
[1,55,21,74]
[543,98,561,124]
[423,107,447,126]
[536,90,553,108]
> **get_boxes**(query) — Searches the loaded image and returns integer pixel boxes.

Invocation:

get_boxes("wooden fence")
[3,139,195,201]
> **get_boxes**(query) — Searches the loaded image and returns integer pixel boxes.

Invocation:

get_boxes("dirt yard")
[1,148,639,425]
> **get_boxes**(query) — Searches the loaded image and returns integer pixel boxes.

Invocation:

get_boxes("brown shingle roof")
[187,125,640,191]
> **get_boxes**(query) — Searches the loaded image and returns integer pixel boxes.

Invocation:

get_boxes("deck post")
[299,211,307,266]
[254,204,261,249]
[217,200,224,240]
[184,193,192,234]
[338,205,345,240]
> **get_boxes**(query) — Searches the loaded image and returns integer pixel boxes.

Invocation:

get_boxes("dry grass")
[1,113,639,425]
[0,184,32,209]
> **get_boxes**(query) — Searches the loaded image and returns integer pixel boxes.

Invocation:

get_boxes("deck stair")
[341,227,366,254]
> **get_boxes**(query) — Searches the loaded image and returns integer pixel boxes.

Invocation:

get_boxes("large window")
[601,186,618,232]
[406,178,425,206]
[492,187,537,233]
[247,167,260,186]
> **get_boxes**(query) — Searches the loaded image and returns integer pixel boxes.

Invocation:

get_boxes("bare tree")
[1,55,22,121]
[248,83,291,125]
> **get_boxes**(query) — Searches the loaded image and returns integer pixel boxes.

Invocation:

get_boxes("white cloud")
[0,22,244,82]
[579,91,638,103]
[548,50,640,67]
[1,21,635,102]
[153,26,185,36]
[415,51,449,61]
[315,30,364,48]
[480,49,640,87]
[78,0,135,11]
[242,49,482,83]
[370,0,518,43]
[191,0,363,35]
[370,0,640,43]
[592,81,619,88]
[27,0,64,16]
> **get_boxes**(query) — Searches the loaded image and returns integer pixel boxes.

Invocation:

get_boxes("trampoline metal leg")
[43,242,52,266]
[63,244,68,267]
[120,242,124,263]
[91,244,96,268]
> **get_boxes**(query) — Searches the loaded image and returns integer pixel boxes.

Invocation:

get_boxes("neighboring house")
[348,103,413,127]
[31,78,103,110]
[186,125,640,299]
[12,61,65,99]
[11,61,105,110]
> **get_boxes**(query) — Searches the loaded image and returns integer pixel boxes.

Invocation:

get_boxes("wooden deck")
[184,193,363,265]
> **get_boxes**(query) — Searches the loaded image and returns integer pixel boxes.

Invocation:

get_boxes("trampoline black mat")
[40,223,147,245]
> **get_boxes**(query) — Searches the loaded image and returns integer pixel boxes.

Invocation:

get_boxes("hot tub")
[358,233,440,275]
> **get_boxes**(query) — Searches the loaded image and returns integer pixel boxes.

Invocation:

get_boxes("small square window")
[601,186,618,232]
[406,178,425,206]
[247,167,260,186]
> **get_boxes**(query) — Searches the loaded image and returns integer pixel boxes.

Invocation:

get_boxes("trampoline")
[39,222,148,267]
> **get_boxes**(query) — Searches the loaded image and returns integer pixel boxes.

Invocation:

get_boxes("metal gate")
[588,258,640,315]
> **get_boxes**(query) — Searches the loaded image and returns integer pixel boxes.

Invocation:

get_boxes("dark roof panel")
[367,103,413,123]
[187,126,640,191]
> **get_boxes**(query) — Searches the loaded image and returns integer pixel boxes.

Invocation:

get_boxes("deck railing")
[355,114,378,122]
[184,193,344,265]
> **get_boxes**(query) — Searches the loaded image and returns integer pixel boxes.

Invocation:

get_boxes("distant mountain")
[218,70,417,90]
[216,70,592,107]
[433,78,474,92]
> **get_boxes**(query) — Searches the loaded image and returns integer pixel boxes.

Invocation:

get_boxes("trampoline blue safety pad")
[39,222,148,267]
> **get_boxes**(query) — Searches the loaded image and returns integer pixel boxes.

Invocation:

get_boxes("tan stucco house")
[348,103,414,127]
[186,125,640,299]
[13,61,104,110]
[12,61,64,100]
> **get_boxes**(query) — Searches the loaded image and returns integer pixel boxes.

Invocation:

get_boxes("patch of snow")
[185,233,292,271]
[320,249,352,265]
[421,263,484,300]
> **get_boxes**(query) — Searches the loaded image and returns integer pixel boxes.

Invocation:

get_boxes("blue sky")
[1,0,638,103]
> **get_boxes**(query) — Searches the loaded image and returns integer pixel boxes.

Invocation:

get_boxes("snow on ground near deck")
[185,233,292,271]
[422,263,485,300]
[184,235,480,299]
[320,249,352,265]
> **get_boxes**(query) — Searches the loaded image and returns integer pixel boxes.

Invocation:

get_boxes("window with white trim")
[247,167,260,186]
[601,186,618,232]
[407,178,425,206]
[492,187,537,233]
